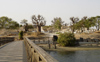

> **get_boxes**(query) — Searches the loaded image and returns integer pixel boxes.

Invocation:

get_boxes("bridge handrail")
[24,37,58,62]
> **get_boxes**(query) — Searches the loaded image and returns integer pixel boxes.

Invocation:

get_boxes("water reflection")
[57,51,75,56]
[46,50,100,62]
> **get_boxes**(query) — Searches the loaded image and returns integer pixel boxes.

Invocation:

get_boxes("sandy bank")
[38,44,100,51]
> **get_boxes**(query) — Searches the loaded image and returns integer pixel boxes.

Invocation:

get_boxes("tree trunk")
[95,26,98,31]
[25,25,28,32]
[87,27,89,30]
[98,25,99,31]
[71,27,74,33]
[37,26,41,32]
[81,28,83,33]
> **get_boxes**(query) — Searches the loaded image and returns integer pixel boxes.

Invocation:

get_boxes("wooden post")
[39,38,40,43]
[54,42,56,49]
[48,40,51,49]
[48,44,51,49]
[33,38,35,43]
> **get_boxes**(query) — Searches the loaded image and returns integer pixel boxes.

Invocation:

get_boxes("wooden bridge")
[0,37,58,62]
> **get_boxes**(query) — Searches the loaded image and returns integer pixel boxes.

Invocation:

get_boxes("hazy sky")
[0,0,100,25]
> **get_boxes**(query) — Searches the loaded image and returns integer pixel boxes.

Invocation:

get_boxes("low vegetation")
[19,31,23,40]
[57,32,76,46]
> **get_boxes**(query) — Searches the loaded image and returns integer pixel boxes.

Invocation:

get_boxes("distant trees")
[0,16,19,29]
[84,17,96,30]
[70,16,98,33]
[32,15,46,32]
[20,19,28,32]
[74,16,88,32]
[51,17,64,30]
[20,19,27,25]
[1,15,100,33]
[9,21,19,29]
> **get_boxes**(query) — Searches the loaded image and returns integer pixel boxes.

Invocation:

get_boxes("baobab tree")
[70,17,79,33]
[32,15,46,32]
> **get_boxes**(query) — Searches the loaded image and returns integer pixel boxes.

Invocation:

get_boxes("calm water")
[46,50,100,62]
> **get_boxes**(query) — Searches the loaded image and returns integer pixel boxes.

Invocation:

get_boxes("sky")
[0,0,100,25]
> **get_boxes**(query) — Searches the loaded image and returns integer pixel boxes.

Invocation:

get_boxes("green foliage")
[96,16,100,30]
[28,25,34,29]
[9,21,19,29]
[84,17,96,30]
[51,17,63,30]
[19,25,22,27]
[20,19,27,25]
[70,17,79,32]
[0,16,19,29]
[57,32,76,46]
[19,31,23,40]
[74,20,84,30]
[21,19,28,32]
[71,16,96,31]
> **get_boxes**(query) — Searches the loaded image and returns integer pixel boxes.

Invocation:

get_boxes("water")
[46,50,100,62]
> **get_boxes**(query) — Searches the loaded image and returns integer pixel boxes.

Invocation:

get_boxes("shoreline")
[38,44,100,51]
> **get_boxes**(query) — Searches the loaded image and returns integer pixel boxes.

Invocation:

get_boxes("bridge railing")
[0,37,15,46]
[24,37,58,62]
[28,37,53,44]
[77,38,100,47]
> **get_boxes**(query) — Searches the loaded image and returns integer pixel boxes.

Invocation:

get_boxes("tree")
[73,16,96,32]
[32,15,46,32]
[0,16,19,29]
[20,19,28,32]
[95,16,100,31]
[20,19,27,25]
[28,24,34,29]
[79,16,87,32]
[51,17,63,30]
[0,16,11,28]
[84,17,96,30]
[24,23,28,32]
[70,17,79,33]
[9,21,19,29]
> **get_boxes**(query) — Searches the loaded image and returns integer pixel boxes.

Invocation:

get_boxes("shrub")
[57,32,76,46]
[19,31,23,40]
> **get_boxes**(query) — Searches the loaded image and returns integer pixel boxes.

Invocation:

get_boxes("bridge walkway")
[0,41,28,62]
